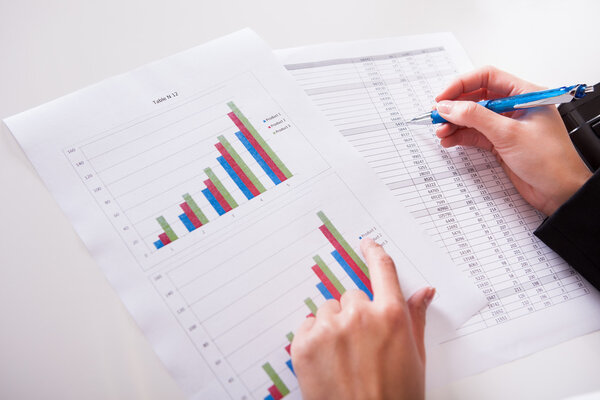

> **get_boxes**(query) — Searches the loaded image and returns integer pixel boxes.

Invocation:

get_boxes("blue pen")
[408,84,594,125]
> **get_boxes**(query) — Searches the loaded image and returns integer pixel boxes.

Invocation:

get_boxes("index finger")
[435,66,541,102]
[360,238,405,304]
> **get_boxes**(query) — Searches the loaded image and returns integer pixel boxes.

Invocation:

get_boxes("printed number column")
[353,56,416,206]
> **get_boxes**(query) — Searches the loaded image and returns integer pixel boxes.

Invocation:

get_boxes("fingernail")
[436,101,452,114]
[361,237,375,245]
[424,287,436,307]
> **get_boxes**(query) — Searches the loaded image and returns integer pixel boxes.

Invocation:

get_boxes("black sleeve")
[534,169,600,290]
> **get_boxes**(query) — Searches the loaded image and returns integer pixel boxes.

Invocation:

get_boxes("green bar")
[304,298,318,314]
[204,167,238,209]
[227,101,293,179]
[318,211,370,279]
[218,135,266,193]
[182,193,208,225]
[157,216,178,241]
[286,332,294,343]
[313,255,345,295]
[262,362,290,396]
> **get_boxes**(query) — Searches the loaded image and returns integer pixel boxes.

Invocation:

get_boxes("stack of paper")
[4,29,598,399]
[4,30,484,399]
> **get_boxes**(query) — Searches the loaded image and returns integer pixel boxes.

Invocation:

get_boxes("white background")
[1,0,599,399]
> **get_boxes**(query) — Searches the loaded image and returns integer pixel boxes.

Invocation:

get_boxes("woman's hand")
[435,66,592,216]
[291,238,435,400]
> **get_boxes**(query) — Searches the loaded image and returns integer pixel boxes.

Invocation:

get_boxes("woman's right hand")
[434,66,592,216]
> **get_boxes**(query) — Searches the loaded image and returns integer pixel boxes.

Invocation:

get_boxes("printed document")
[277,32,600,386]
[3,30,483,399]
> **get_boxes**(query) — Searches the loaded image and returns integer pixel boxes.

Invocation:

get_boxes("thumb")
[406,287,436,361]
[436,100,516,144]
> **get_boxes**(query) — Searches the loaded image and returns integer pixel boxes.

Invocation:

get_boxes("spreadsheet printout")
[277,32,600,385]
[3,30,484,399]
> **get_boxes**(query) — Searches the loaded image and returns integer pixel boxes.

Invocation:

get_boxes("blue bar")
[202,188,226,216]
[217,156,254,200]
[264,395,274,400]
[317,282,333,300]
[178,213,196,232]
[332,250,373,300]
[235,131,281,185]
[154,240,164,249]
[286,359,295,376]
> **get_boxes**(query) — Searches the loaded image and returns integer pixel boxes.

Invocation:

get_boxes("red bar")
[268,385,283,400]
[179,202,202,228]
[319,225,373,293]
[159,233,171,245]
[285,343,291,355]
[227,112,287,182]
[204,179,232,212]
[311,264,341,301]
[215,142,261,196]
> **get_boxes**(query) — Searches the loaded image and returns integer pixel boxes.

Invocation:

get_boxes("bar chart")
[151,168,412,399]
[65,74,329,269]
[59,65,447,395]
[146,156,435,398]
[257,210,375,399]
[152,101,293,250]
[61,68,438,397]
[21,33,481,400]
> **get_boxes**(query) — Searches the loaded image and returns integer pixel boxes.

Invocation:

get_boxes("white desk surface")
[1,1,599,398]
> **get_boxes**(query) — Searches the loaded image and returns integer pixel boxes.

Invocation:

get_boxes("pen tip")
[407,113,432,125]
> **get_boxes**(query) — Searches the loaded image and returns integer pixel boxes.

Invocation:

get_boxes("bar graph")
[258,211,374,399]
[147,160,432,400]
[63,68,426,398]
[66,73,333,271]
[60,64,439,399]
[152,102,293,250]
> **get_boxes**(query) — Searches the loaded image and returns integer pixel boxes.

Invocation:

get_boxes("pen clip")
[513,84,588,108]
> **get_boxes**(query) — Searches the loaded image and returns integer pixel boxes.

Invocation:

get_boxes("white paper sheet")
[277,32,600,386]
[4,30,484,399]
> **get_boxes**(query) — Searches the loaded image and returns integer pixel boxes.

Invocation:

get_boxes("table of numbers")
[285,47,591,335]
